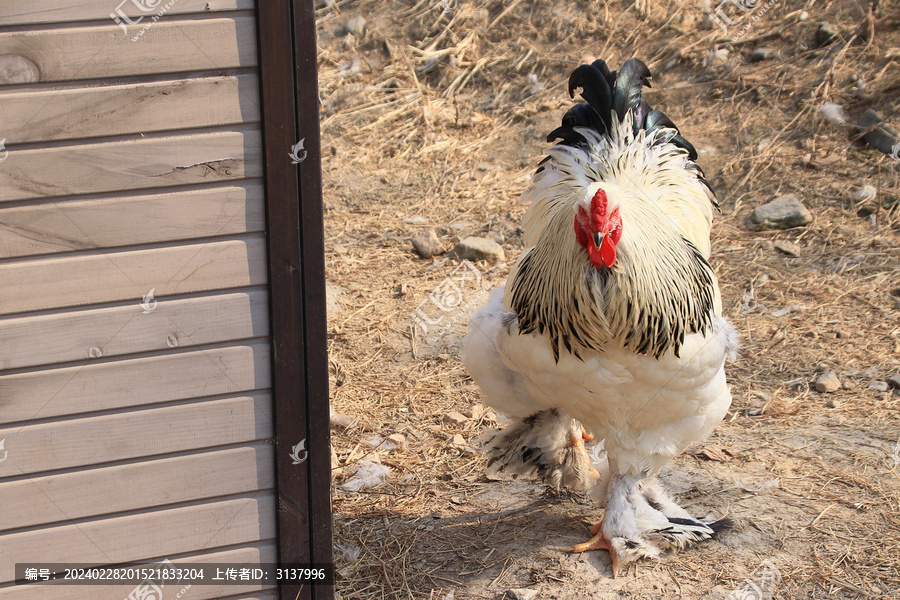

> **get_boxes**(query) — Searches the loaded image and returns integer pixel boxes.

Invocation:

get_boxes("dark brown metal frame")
[256,1,333,599]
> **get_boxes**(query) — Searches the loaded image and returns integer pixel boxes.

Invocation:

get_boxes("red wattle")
[600,238,617,267]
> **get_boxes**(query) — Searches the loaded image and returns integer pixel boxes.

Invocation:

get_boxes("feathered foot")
[641,478,732,549]
[565,518,659,578]
[567,473,728,577]
[485,409,599,491]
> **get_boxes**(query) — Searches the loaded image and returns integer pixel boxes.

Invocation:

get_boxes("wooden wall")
[0,2,277,599]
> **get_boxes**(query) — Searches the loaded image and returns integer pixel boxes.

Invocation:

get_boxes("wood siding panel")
[0,183,265,259]
[0,392,272,476]
[2,1,255,26]
[0,16,257,85]
[0,289,269,371]
[0,130,262,203]
[1,443,273,531]
[0,494,276,585]
[0,343,270,423]
[0,545,276,599]
[0,236,267,315]
[0,75,260,144]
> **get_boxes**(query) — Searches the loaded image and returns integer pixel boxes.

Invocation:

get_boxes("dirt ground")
[314,0,900,598]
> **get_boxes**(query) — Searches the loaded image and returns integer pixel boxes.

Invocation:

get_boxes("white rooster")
[462,58,738,576]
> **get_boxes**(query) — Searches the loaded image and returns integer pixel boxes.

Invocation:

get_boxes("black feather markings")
[548,58,705,166]
[613,58,651,125]
[567,64,614,133]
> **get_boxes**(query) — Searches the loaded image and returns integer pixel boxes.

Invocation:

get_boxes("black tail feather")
[550,58,701,163]
[613,58,651,125]
[567,64,614,134]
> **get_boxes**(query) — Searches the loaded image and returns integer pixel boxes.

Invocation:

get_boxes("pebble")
[342,16,366,37]
[815,22,839,46]
[451,236,505,262]
[815,371,842,393]
[412,229,445,258]
[868,381,890,393]
[464,404,485,420]
[750,48,778,62]
[386,433,406,447]
[330,412,356,429]
[750,195,813,229]
[774,240,802,257]
[443,412,469,426]
[888,374,900,390]
[449,434,467,446]
[825,400,839,408]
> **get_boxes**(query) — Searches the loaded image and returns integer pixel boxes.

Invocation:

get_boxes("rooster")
[462,58,738,576]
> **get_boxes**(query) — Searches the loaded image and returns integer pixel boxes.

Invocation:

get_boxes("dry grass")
[317,0,900,597]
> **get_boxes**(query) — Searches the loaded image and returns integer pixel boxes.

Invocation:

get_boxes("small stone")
[815,371,841,393]
[888,374,900,390]
[464,404,485,420]
[451,236,505,262]
[342,16,366,37]
[507,589,538,600]
[386,434,406,448]
[411,229,445,258]
[750,195,813,229]
[825,399,839,408]
[868,381,890,393]
[443,412,469,426]
[403,216,429,224]
[774,240,801,257]
[449,434,467,446]
[815,22,839,46]
[750,48,778,62]
[330,412,356,429]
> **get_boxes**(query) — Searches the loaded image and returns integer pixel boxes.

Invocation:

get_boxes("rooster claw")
[565,525,621,577]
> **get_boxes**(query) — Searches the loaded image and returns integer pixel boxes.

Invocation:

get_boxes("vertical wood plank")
[255,1,314,599]
[293,3,334,599]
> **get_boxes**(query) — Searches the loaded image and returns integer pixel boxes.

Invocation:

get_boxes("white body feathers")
[463,116,738,481]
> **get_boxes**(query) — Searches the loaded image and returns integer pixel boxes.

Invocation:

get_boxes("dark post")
[256,0,333,598]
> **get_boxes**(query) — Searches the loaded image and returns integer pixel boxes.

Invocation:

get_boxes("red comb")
[590,188,608,228]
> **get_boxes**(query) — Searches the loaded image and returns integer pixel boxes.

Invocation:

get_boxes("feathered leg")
[485,409,601,491]
[567,472,663,577]
[640,478,732,549]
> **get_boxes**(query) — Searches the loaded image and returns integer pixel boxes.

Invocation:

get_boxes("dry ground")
[315,0,900,597]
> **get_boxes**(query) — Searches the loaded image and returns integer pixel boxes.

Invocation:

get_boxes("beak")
[592,231,604,251]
